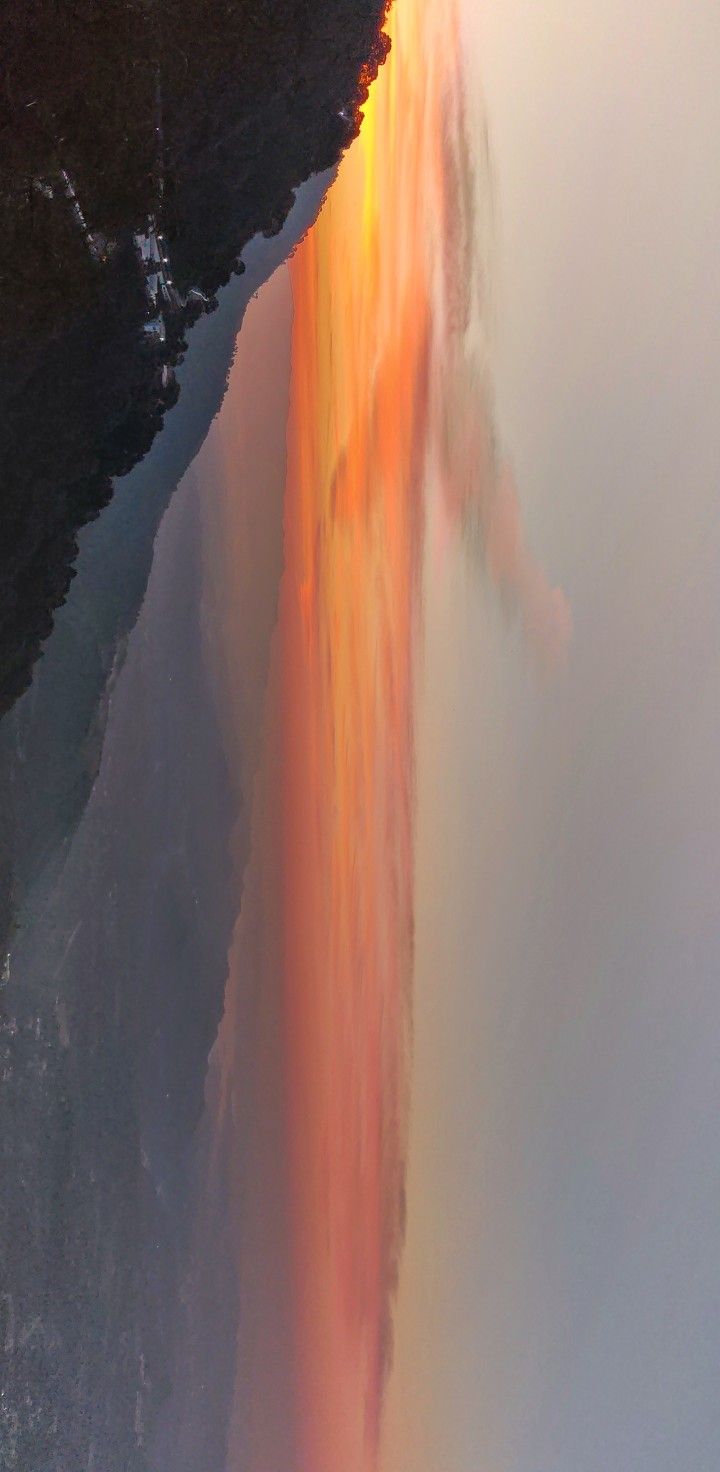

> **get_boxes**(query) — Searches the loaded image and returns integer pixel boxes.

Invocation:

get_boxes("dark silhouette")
[0,4,391,1467]
[0,0,390,716]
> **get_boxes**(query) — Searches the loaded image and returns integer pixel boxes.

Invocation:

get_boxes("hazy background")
[384,3,720,1470]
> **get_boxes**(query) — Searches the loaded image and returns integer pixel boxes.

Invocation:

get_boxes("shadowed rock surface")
[0,3,391,1466]
[0,0,390,716]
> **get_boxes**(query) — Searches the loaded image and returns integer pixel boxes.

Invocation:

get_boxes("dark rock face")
[0,0,390,717]
[0,5,391,1468]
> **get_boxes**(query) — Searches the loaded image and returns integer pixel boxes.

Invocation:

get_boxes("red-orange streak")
[277,2,450,1467]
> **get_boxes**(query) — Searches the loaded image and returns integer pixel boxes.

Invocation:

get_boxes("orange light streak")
[279,4,452,1468]
[196,0,570,1466]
